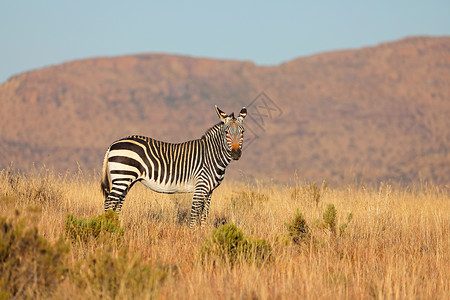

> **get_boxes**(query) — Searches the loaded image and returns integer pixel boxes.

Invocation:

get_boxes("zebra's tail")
[101,148,111,200]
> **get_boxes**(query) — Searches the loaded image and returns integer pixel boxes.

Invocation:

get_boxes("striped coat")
[101,106,247,227]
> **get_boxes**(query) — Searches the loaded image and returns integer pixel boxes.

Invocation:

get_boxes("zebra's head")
[215,105,247,160]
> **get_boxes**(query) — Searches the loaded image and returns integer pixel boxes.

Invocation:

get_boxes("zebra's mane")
[201,122,224,140]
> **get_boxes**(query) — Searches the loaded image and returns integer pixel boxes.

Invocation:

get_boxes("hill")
[0,36,449,185]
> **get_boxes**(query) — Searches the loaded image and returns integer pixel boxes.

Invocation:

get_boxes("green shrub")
[64,210,124,244]
[0,216,69,299]
[71,249,170,299]
[288,205,353,246]
[321,205,353,237]
[200,223,271,266]
[286,209,310,244]
[339,212,353,237]
[200,223,244,265]
[323,204,337,235]
[242,238,272,263]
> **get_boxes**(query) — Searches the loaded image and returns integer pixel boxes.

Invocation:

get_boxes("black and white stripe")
[101,106,247,227]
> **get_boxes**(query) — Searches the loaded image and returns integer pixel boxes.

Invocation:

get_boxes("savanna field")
[0,168,449,299]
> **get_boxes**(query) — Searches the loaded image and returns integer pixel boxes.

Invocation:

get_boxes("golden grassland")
[0,168,449,299]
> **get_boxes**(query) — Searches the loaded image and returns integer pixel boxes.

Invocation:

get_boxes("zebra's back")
[107,135,202,194]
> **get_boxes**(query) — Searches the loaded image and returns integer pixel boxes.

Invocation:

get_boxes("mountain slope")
[1,36,449,185]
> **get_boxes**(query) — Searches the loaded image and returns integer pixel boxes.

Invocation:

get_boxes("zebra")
[101,105,247,227]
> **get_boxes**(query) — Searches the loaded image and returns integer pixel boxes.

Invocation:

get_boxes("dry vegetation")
[0,168,449,299]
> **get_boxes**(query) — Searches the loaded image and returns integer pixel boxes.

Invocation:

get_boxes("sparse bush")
[320,204,353,237]
[200,223,271,266]
[200,223,244,265]
[242,237,272,263]
[230,190,269,210]
[291,181,328,206]
[71,249,170,299]
[64,210,124,244]
[288,205,353,246]
[308,182,323,206]
[1,168,63,208]
[286,209,310,244]
[0,216,69,299]
[339,212,353,237]
[323,204,338,235]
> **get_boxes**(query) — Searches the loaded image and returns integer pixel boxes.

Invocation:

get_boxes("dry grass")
[0,168,449,299]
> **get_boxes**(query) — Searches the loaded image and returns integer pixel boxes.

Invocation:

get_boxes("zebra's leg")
[105,194,119,212]
[115,190,128,212]
[200,192,213,227]
[189,187,208,228]
[104,179,134,212]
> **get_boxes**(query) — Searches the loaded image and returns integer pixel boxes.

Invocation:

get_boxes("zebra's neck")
[201,122,223,140]
[202,122,231,168]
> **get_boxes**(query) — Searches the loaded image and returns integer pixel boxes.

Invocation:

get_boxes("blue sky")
[1,0,449,83]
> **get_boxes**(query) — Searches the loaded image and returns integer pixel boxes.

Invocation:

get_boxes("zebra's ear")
[215,105,228,122]
[238,107,247,121]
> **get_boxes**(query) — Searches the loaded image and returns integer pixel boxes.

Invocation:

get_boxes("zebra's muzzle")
[231,148,241,160]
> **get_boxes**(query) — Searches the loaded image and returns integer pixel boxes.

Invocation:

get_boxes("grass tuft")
[199,223,271,266]
[64,210,124,244]
[322,204,338,235]
[71,249,170,299]
[286,209,310,244]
